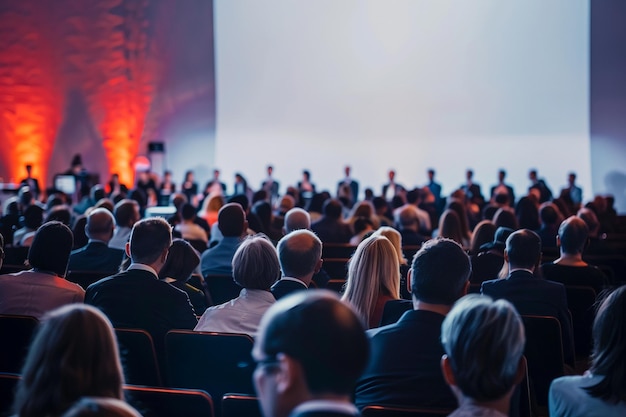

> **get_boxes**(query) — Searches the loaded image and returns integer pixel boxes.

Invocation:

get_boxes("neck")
[412,300,451,316]
[554,252,586,266]
[457,393,512,416]
[295,274,313,286]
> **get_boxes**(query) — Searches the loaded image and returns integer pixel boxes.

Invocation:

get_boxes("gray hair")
[232,235,280,290]
[283,208,311,233]
[441,294,525,401]
[277,229,322,278]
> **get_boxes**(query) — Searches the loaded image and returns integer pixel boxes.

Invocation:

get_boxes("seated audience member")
[396,205,429,246]
[471,227,514,284]
[549,285,626,417]
[441,294,526,417]
[311,198,352,244]
[535,202,562,249]
[492,207,519,231]
[12,304,126,417]
[354,238,470,410]
[201,203,248,277]
[195,235,279,337]
[174,203,209,243]
[68,208,125,273]
[372,196,393,227]
[469,220,497,257]
[341,235,400,329]
[271,230,323,300]
[349,217,375,246]
[61,397,142,417]
[86,217,197,355]
[347,201,380,232]
[481,229,575,366]
[159,239,208,315]
[0,221,84,318]
[250,200,283,242]
[490,169,516,207]
[437,209,468,248]
[253,290,369,417]
[541,216,609,294]
[108,199,141,250]
[13,204,44,246]
[393,188,432,235]
[515,196,540,231]
[198,193,224,228]
[373,226,410,299]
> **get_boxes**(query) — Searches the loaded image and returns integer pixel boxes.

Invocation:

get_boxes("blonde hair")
[341,235,400,327]
[373,226,407,266]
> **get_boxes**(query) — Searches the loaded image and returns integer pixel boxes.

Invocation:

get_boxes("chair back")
[66,270,111,290]
[326,279,347,294]
[321,243,357,259]
[164,330,255,412]
[204,274,241,305]
[322,258,350,279]
[115,328,162,386]
[221,393,262,417]
[0,372,20,416]
[521,315,565,413]
[565,285,597,357]
[125,385,214,417]
[0,315,38,373]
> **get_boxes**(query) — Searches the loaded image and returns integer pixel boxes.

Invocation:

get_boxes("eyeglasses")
[254,355,280,371]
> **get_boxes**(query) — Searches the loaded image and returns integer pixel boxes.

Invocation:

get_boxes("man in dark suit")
[253,290,369,417]
[68,208,124,273]
[461,169,485,207]
[19,164,40,199]
[354,238,471,410]
[271,229,323,300]
[490,169,516,207]
[481,229,574,366]
[381,169,404,201]
[337,165,359,208]
[528,169,553,203]
[85,217,197,354]
[311,199,352,244]
[261,165,280,204]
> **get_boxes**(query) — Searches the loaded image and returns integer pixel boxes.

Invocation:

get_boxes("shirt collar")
[291,400,358,416]
[128,263,159,278]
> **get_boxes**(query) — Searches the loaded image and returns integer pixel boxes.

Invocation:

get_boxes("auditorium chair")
[221,393,262,417]
[115,328,162,387]
[125,385,214,417]
[204,274,241,306]
[0,315,38,374]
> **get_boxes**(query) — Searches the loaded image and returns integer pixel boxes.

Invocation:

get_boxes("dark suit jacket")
[337,179,359,207]
[481,270,574,365]
[311,217,352,244]
[271,278,308,300]
[490,183,516,206]
[68,241,125,273]
[85,268,197,354]
[354,310,456,410]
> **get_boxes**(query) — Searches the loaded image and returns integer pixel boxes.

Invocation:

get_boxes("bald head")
[86,208,115,242]
[218,203,247,237]
[283,208,311,233]
[277,229,322,280]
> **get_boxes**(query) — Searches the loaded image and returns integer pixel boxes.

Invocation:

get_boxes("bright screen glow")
[214,1,590,201]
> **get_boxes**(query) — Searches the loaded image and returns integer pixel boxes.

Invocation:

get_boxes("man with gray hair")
[355,238,471,410]
[68,208,125,273]
[441,294,526,417]
[271,229,323,300]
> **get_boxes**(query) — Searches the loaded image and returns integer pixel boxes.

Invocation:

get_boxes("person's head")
[253,290,369,417]
[227,194,250,212]
[113,199,140,228]
[28,221,73,277]
[13,304,124,417]
[127,217,172,269]
[283,208,311,234]
[438,209,465,247]
[373,226,406,265]
[217,203,248,237]
[466,169,474,181]
[342,235,400,327]
[276,194,295,215]
[158,238,199,282]
[23,204,44,229]
[406,189,421,205]
[232,235,280,290]
[577,207,600,238]
[267,165,274,176]
[302,170,310,181]
[427,168,435,181]
[85,208,116,243]
[203,194,225,214]
[277,230,322,281]
[397,205,419,232]
[586,285,626,403]
[171,193,187,210]
[410,238,471,305]
[557,216,589,255]
[498,169,506,182]
[539,203,559,226]
[180,203,197,222]
[441,294,526,405]
[45,206,71,226]
[184,170,194,182]
[568,172,576,186]
[213,169,220,180]
[469,220,497,256]
[322,198,343,220]
[25,164,33,176]
[528,169,538,181]
[504,229,541,270]
[492,207,519,230]
[388,170,395,181]
[61,397,142,417]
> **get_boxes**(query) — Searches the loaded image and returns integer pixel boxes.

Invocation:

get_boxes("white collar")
[291,399,358,416]
[128,263,159,278]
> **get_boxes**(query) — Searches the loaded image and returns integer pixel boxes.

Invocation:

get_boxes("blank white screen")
[214,1,590,201]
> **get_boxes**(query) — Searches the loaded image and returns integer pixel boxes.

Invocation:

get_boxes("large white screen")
[214,1,590,202]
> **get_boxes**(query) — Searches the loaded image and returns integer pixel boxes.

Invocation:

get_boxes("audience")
[396,204,429,246]
[200,203,248,277]
[441,294,526,417]
[354,238,470,410]
[86,217,197,355]
[253,290,369,417]
[0,221,84,318]
[341,235,400,328]
[549,285,626,417]
[174,203,209,243]
[108,199,140,250]
[271,229,323,300]
[68,208,124,273]
[195,235,279,336]
[310,198,352,244]
[12,304,126,417]
[61,398,142,417]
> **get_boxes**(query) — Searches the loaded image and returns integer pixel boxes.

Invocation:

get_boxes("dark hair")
[353,217,374,235]
[23,204,44,229]
[45,206,72,226]
[158,239,199,282]
[505,229,541,269]
[259,291,369,395]
[113,199,139,227]
[411,238,470,304]
[180,203,197,221]
[322,199,343,220]
[277,230,322,278]
[13,305,124,417]
[218,203,247,237]
[233,235,280,289]
[227,194,250,212]
[128,217,172,264]
[586,285,626,403]
[493,208,518,230]
[515,197,540,230]
[28,221,73,277]
[539,204,559,225]
[406,189,420,204]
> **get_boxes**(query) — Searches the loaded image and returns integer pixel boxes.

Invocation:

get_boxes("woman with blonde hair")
[373,226,410,299]
[13,304,126,417]
[341,235,400,328]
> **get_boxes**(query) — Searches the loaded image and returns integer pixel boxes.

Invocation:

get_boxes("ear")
[461,280,470,296]
[314,259,323,274]
[125,242,131,258]
[556,235,561,248]
[503,249,509,263]
[513,355,527,385]
[275,353,300,394]
[441,355,457,387]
